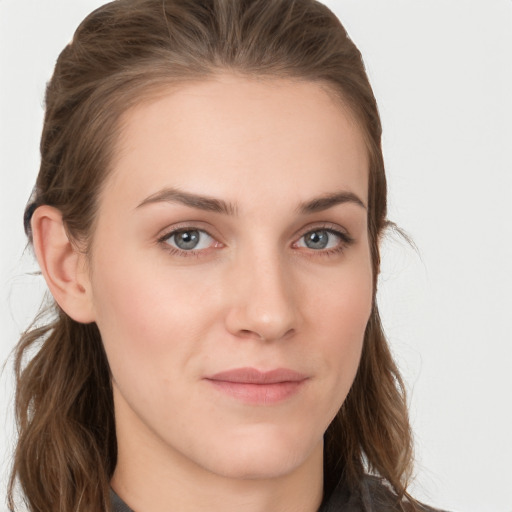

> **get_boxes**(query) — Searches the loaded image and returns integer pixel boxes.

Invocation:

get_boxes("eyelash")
[157,223,354,258]
[293,224,354,258]
[157,225,220,258]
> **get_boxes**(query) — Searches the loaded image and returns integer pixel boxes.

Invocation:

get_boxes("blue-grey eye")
[299,229,341,250]
[165,229,214,251]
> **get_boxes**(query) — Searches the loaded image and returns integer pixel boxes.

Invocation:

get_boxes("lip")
[204,367,308,405]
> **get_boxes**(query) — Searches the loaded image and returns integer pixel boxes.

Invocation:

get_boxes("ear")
[31,205,95,323]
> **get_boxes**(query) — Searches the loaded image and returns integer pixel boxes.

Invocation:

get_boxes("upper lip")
[205,367,308,384]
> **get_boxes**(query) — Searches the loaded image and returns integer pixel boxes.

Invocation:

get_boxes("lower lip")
[206,380,306,404]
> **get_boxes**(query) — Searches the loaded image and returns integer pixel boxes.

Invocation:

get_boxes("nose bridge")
[225,240,298,341]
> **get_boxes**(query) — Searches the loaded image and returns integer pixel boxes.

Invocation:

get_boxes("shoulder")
[321,474,450,512]
[360,475,449,512]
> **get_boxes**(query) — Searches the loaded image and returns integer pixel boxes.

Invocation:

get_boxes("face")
[85,75,372,481]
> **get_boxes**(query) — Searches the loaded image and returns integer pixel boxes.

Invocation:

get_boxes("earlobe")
[31,205,95,323]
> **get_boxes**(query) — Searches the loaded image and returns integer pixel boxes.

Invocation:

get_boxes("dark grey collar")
[109,478,357,512]
[110,488,134,512]
[108,475,444,512]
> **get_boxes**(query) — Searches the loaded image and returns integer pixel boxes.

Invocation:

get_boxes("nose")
[224,249,299,342]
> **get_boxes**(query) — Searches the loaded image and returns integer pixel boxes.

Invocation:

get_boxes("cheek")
[306,251,373,339]
[320,295,370,383]
[278,260,372,444]
[303,250,373,390]
[89,248,217,381]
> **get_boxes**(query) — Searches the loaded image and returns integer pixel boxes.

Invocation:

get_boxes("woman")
[8,0,444,511]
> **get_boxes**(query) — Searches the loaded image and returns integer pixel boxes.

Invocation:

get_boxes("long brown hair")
[9,0,415,510]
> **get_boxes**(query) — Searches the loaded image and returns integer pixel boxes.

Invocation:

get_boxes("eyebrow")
[136,187,366,215]
[136,187,238,215]
[297,191,366,213]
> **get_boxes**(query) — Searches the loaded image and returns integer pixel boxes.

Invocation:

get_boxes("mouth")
[204,367,309,405]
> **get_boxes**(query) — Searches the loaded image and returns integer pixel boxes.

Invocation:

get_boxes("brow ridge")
[136,187,238,215]
[298,191,367,214]
[137,187,365,215]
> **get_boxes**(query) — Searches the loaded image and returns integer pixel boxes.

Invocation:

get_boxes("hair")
[8,0,416,510]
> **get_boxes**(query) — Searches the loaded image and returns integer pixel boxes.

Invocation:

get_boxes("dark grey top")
[110,475,445,512]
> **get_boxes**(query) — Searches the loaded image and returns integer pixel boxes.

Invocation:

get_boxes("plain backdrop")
[1,1,511,511]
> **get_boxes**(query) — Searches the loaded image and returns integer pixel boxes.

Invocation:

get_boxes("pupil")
[306,231,328,249]
[175,230,200,250]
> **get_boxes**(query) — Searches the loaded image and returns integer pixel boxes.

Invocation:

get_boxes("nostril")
[239,329,266,341]
[237,328,296,342]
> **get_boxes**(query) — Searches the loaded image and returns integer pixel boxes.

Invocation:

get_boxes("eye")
[295,228,348,251]
[162,229,215,251]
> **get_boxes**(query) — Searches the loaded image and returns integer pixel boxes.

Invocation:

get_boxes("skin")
[34,75,373,512]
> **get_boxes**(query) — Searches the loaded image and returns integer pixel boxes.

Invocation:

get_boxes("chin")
[197,427,323,480]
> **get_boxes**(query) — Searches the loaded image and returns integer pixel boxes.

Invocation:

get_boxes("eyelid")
[156,221,218,241]
[155,221,354,258]
[291,222,355,254]
[293,222,353,242]
[157,222,223,256]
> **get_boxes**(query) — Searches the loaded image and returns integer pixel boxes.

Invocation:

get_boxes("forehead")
[104,74,369,211]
